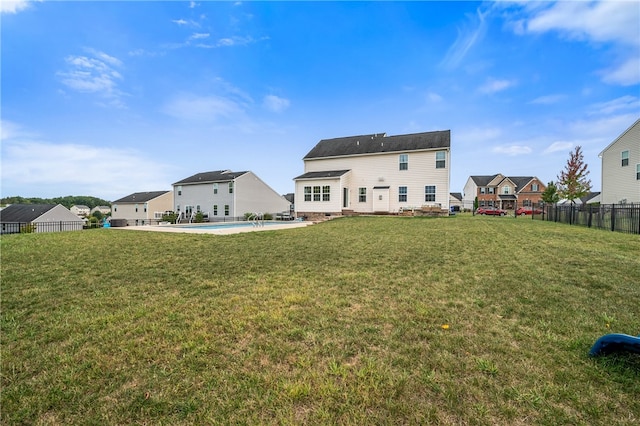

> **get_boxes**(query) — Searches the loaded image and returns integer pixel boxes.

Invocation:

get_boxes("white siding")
[112,192,173,224]
[600,120,640,204]
[462,177,478,208]
[295,176,345,213]
[301,149,450,213]
[235,172,291,216]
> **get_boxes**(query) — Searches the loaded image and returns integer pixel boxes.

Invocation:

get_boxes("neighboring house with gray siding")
[172,170,290,221]
[0,204,84,234]
[111,191,173,225]
[294,130,451,217]
[598,118,640,204]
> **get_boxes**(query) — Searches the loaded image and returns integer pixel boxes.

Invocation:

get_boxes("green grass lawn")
[2,215,639,425]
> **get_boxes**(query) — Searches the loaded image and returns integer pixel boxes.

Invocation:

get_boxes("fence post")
[611,204,616,232]
[587,204,592,228]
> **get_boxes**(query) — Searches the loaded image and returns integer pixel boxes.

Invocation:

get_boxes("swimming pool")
[178,221,297,230]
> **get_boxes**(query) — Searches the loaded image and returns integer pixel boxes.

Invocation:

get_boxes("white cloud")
[57,49,126,108]
[1,0,31,14]
[441,7,488,69]
[263,95,290,113]
[162,93,245,121]
[492,145,532,156]
[1,138,174,200]
[427,92,443,102]
[525,1,640,47]
[529,94,566,105]
[478,78,516,94]
[514,1,640,86]
[190,32,210,40]
[543,141,573,154]
[588,96,640,116]
[600,55,640,86]
[172,19,188,25]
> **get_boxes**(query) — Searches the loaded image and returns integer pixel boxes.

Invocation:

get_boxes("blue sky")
[2,0,639,201]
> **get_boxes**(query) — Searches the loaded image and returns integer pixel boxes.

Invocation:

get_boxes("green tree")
[557,146,591,205]
[541,181,560,204]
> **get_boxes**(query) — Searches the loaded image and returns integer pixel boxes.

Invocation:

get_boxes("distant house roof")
[303,130,450,159]
[283,193,295,204]
[112,191,171,204]
[293,170,351,180]
[0,204,57,222]
[471,175,538,191]
[73,205,90,210]
[470,175,500,186]
[173,170,248,185]
[450,192,463,201]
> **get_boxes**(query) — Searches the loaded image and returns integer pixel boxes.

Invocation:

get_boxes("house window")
[322,185,330,201]
[532,183,539,191]
[144,203,148,213]
[480,187,486,194]
[213,205,218,216]
[399,154,408,170]
[313,186,321,201]
[113,205,117,212]
[503,186,511,194]
[436,151,446,169]
[425,185,436,202]
[228,182,234,193]
[359,187,366,202]
[399,186,407,202]
[135,204,138,212]
[488,187,495,194]
[224,205,229,216]
[636,164,640,180]
[304,186,312,202]
[177,186,182,196]
[213,183,218,194]
[622,150,629,167]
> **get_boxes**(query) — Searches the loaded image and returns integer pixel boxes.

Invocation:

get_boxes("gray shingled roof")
[470,175,500,186]
[471,175,537,192]
[0,204,57,222]
[173,170,248,185]
[112,191,171,204]
[293,170,351,180]
[304,130,450,159]
[509,176,535,190]
[450,192,463,201]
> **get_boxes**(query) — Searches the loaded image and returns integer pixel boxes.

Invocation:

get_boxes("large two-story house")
[463,174,546,211]
[598,118,640,204]
[111,191,174,226]
[172,170,290,221]
[294,130,451,218]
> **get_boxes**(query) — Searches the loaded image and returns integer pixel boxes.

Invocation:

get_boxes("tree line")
[0,196,111,209]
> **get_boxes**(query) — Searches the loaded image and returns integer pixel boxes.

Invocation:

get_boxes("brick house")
[463,174,546,211]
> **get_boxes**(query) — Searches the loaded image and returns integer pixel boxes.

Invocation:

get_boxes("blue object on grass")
[589,333,640,357]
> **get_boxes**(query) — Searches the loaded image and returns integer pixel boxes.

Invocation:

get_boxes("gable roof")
[173,170,249,185]
[470,175,500,186]
[112,191,171,204]
[294,170,351,180]
[450,192,463,201]
[0,204,57,222]
[304,130,450,159]
[470,175,538,191]
[72,205,90,210]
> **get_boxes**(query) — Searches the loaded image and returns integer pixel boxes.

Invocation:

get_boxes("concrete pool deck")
[110,221,313,235]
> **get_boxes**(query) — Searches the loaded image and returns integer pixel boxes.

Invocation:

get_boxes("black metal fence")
[1,221,86,234]
[544,203,640,235]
